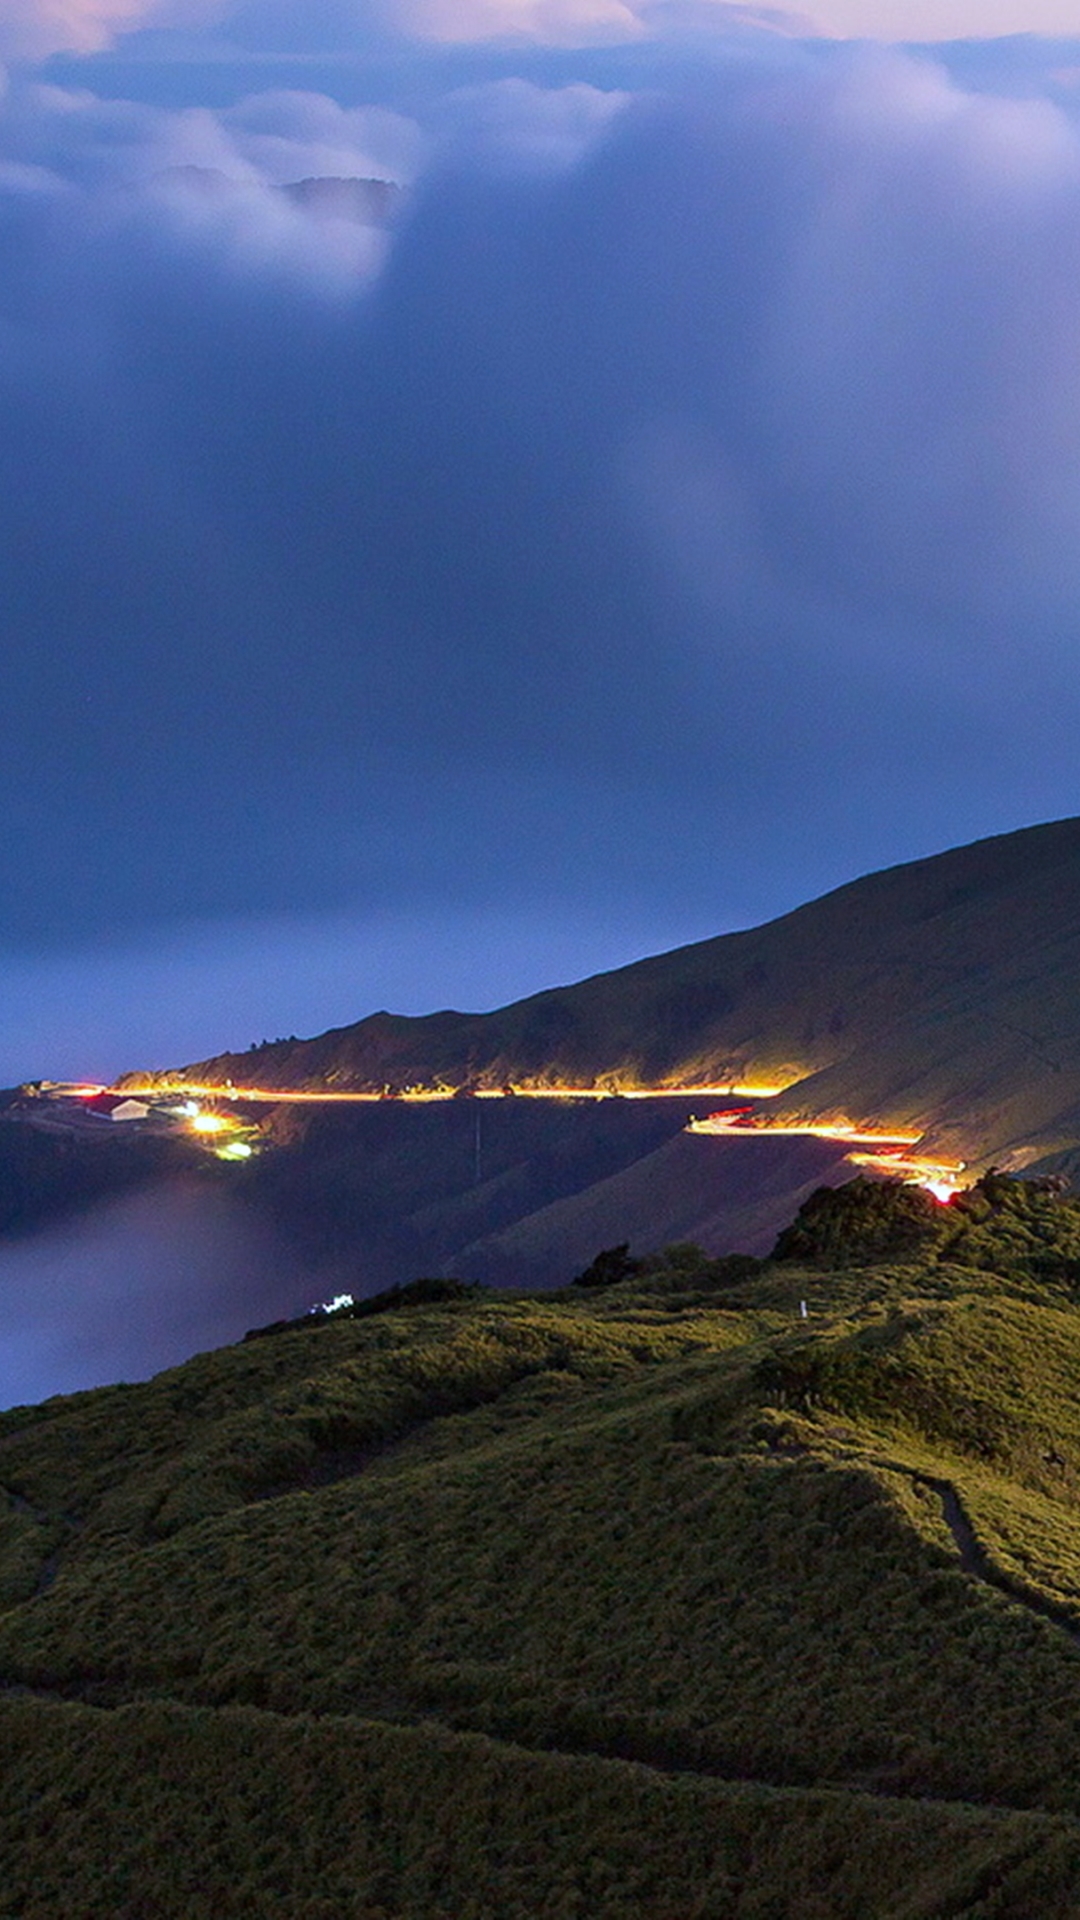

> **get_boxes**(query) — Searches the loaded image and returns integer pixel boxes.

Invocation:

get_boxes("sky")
[3,0,1080,1083]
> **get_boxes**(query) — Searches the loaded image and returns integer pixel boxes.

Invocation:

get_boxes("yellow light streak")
[686,1110,969,1202]
[110,1079,790,1106]
[687,1113,923,1146]
[847,1148,967,1203]
[45,1076,970,1200]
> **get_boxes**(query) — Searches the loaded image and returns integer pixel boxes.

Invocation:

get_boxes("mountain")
[16,813,1062,1301]
[452,1131,856,1286]
[280,176,402,223]
[5,1177,1080,1914]
[159,816,1080,1170]
[158,168,401,224]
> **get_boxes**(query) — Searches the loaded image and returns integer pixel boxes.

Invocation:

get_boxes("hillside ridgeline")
[129,817,1080,1170]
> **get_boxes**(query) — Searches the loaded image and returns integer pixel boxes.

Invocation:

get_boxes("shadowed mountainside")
[157,817,1080,1169]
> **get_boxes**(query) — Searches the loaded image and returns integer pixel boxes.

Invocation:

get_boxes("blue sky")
[2,0,1080,1082]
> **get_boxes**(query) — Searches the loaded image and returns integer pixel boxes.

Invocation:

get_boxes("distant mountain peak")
[155,167,402,225]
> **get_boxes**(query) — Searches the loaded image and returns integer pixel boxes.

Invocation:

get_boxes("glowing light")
[846,1149,967,1201]
[215,1140,253,1161]
[115,1078,792,1107]
[922,1180,959,1204]
[191,1113,230,1134]
[688,1112,923,1147]
[689,1111,969,1201]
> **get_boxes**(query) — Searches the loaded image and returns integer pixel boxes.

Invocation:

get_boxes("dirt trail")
[864,1454,1080,1645]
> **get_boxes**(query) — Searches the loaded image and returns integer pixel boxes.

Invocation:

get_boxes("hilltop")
[6,1175,1080,1913]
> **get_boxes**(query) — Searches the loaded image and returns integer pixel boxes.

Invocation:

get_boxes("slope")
[6,1178,1080,1912]
[149,816,1080,1167]
[456,1132,855,1285]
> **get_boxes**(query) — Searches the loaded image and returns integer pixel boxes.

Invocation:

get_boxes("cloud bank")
[0,0,221,59]
[4,44,1080,1075]
[8,0,1080,63]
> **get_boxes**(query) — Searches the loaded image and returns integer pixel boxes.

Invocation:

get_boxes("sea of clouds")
[2,3,1080,1073]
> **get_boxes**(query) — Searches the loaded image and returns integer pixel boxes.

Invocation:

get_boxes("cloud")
[0,1186,307,1404]
[0,0,225,60]
[8,0,1078,66]
[388,0,645,48]
[801,1,1080,41]
[3,47,1080,1057]
[0,76,423,188]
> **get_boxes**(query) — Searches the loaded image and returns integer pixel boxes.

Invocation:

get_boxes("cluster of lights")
[177,1101,257,1161]
[847,1148,967,1205]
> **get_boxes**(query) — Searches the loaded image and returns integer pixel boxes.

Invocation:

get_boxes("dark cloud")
[2,48,1080,1070]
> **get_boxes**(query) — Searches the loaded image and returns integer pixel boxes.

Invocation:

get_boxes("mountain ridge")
[137,815,1080,1170]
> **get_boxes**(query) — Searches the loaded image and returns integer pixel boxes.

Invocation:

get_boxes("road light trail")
[687,1107,967,1202]
[39,1079,969,1199]
[686,1110,923,1146]
[90,1081,791,1106]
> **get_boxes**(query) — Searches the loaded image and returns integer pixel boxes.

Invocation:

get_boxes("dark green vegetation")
[7,1177,1080,1913]
[772,1169,1080,1281]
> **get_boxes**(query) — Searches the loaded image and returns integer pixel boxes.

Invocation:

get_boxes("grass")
[5,1697,1080,1920]
[6,1176,1080,1911]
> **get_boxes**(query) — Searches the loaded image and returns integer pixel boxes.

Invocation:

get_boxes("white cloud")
[0,0,223,60]
[5,0,1075,63]
[221,89,423,184]
[431,78,627,169]
[0,76,422,197]
[801,1,1080,40]
[4,46,1080,1026]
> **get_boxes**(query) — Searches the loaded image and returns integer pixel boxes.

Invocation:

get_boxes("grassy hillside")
[7,1175,1080,1912]
[149,817,1080,1165]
